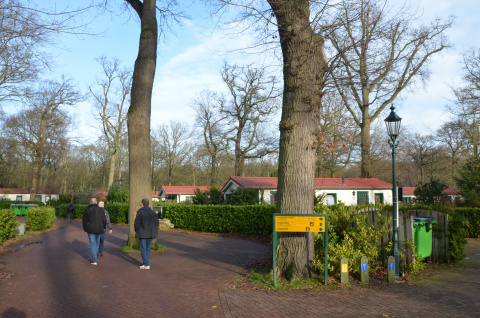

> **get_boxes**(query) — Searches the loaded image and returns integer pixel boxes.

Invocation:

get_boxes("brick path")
[1,219,479,317]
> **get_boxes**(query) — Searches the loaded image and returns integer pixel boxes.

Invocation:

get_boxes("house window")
[326,193,337,206]
[35,195,42,202]
[357,191,369,205]
[375,193,383,204]
[16,196,22,201]
[403,197,413,205]
[270,191,277,204]
[166,194,176,202]
[45,195,51,203]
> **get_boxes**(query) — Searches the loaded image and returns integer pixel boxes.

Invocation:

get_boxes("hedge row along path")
[1,218,479,317]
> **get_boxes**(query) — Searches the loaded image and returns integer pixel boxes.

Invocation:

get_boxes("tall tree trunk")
[269,0,327,281]
[360,111,371,178]
[126,0,157,247]
[108,151,116,188]
[210,155,217,186]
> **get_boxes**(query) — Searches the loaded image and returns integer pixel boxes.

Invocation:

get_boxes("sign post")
[273,213,328,286]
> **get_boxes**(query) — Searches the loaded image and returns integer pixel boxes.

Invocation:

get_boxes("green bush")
[0,209,19,244]
[105,203,129,223]
[58,203,129,224]
[453,207,480,238]
[162,203,275,235]
[25,207,56,231]
[313,204,391,275]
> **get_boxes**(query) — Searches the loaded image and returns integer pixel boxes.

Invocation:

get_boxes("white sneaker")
[139,265,150,269]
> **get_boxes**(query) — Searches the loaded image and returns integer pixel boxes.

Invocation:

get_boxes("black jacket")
[82,204,107,234]
[67,204,75,215]
[134,206,159,239]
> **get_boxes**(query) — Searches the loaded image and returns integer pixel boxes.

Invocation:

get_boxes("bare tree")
[327,0,452,177]
[3,76,81,199]
[153,121,194,186]
[435,120,468,182]
[448,47,480,158]
[191,89,229,186]
[220,62,280,176]
[316,94,358,177]
[89,56,132,188]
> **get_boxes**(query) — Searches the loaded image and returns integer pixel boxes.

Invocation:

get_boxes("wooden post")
[360,256,369,284]
[340,257,349,284]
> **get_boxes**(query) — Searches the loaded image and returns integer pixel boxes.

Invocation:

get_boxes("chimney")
[342,176,346,186]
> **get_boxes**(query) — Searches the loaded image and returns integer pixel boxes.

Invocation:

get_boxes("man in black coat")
[82,198,106,265]
[67,203,75,225]
[134,198,159,269]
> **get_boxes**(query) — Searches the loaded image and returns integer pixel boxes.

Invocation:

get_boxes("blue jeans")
[88,233,102,262]
[98,231,106,255]
[68,214,73,225]
[139,238,153,266]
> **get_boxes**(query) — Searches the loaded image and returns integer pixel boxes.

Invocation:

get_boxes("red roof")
[0,188,60,194]
[402,187,416,195]
[160,186,211,195]
[222,176,392,191]
[442,187,461,195]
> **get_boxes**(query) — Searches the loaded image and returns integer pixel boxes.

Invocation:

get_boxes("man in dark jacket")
[134,198,159,269]
[82,198,107,265]
[67,203,75,225]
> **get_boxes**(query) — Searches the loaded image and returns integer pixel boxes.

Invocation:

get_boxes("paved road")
[1,219,479,317]
[0,219,269,318]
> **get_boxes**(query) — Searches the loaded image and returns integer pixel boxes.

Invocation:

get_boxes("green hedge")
[0,200,45,210]
[58,203,129,224]
[25,207,56,231]
[453,207,480,238]
[0,209,18,244]
[162,203,276,235]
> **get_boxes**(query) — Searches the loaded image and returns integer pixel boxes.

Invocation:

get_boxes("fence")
[361,208,449,266]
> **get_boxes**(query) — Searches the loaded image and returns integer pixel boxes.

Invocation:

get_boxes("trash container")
[153,206,163,219]
[10,204,26,216]
[413,217,436,258]
[24,204,38,215]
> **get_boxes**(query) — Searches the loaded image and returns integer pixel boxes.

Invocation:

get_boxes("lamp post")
[119,177,123,203]
[384,105,402,281]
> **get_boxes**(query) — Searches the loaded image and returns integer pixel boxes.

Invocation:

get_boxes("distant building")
[157,186,211,203]
[221,176,393,206]
[0,188,60,203]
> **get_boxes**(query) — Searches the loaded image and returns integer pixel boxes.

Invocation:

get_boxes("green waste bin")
[10,204,26,216]
[413,217,436,258]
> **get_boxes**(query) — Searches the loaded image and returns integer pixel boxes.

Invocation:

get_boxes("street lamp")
[384,105,402,281]
[118,177,123,203]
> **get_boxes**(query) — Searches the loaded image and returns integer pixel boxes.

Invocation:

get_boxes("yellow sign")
[275,216,325,232]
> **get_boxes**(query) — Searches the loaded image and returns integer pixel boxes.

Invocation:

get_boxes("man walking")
[134,198,159,269]
[67,203,75,225]
[82,198,106,265]
[98,201,112,257]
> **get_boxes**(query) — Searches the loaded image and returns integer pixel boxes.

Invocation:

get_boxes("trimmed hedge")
[453,207,480,238]
[0,209,18,244]
[162,203,276,235]
[58,203,130,224]
[25,207,56,231]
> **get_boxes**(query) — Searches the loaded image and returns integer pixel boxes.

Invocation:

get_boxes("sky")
[4,0,480,143]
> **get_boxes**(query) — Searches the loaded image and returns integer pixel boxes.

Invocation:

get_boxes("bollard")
[387,256,396,283]
[340,257,349,284]
[360,256,369,284]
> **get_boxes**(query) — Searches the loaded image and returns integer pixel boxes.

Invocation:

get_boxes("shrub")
[313,204,391,275]
[162,203,275,235]
[224,188,260,205]
[25,207,56,231]
[0,209,18,244]
[105,203,129,223]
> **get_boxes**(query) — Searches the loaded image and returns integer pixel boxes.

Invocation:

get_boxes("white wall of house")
[315,189,393,205]
[1,193,59,203]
